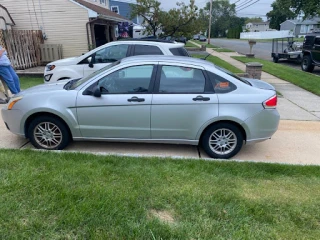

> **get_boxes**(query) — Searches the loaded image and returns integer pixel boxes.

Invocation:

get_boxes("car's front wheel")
[28,116,71,150]
[301,55,314,72]
[201,123,244,159]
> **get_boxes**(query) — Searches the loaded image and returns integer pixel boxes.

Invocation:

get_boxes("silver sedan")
[1,56,280,159]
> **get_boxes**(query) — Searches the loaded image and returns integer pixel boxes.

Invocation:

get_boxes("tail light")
[263,95,277,109]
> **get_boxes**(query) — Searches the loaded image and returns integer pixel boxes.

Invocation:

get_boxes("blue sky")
[160,0,274,20]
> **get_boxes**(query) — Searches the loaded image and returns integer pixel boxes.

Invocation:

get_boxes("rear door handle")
[128,97,145,102]
[192,96,210,101]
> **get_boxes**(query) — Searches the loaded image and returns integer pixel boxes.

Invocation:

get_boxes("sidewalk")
[190,41,320,121]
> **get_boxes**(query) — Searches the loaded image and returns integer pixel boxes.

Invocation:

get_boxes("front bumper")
[1,107,25,137]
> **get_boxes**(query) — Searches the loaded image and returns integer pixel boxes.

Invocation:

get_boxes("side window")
[98,65,154,94]
[315,38,320,45]
[134,45,164,55]
[159,66,205,93]
[94,44,129,64]
[206,71,237,94]
[169,47,190,56]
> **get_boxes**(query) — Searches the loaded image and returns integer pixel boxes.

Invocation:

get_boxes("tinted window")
[98,65,154,94]
[159,66,205,93]
[92,44,128,64]
[134,45,163,55]
[169,47,190,56]
[315,38,320,45]
[206,71,237,93]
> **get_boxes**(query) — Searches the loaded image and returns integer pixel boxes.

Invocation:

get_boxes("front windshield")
[69,61,120,90]
[215,65,251,85]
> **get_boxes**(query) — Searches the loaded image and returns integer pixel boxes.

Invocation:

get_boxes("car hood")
[244,78,275,91]
[16,80,69,97]
[48,57,79,66]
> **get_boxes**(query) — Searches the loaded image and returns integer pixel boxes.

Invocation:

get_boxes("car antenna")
[202,53,211,60]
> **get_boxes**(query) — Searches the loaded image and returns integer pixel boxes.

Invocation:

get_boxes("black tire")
[201,123,244,159]
[273,56,279,63]
[28,116,71,150]
[301,55,314,72]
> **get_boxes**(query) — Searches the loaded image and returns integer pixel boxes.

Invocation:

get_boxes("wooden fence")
[40,44,63,63]
[0,30,43,70]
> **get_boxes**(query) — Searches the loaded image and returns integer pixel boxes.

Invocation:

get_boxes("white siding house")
[245,22,271,32]
[1,0,127,58]
[0,4,14,30]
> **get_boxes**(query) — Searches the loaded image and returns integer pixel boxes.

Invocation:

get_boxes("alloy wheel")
[33,122,63,149]
[208,128,237,156]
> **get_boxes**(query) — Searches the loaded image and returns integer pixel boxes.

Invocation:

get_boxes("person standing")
[0,45,20,95]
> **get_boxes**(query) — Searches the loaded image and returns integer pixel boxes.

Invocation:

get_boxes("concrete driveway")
[1,110,319,165]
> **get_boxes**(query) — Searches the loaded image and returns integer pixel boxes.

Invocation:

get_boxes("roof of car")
[106,40,185,47]
[120,55,214,68]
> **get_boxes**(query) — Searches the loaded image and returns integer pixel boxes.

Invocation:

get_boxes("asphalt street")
[210,38,320,75]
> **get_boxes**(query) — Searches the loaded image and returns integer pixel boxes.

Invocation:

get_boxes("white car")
[44,40,189,83]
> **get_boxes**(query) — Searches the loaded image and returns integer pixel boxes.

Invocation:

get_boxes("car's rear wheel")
[301,55,314,72]
[273,56,279,63]
[201,123,243,159]
[28,116,71,150]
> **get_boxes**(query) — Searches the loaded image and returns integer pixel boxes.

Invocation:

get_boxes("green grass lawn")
[192,54,243,73]
[0,149,319,239]
[232,56,320,96]
[192,40,219,48]
[20,76,43,90]
[185,41,198,48]
[214,48,235,52]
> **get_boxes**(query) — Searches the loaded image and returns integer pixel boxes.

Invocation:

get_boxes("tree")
[160,0,206,38]
[204,0,244,38]
[277,0,320,18]
[130,0,163,36]
[245,17,263,24]
[266,0,295,30]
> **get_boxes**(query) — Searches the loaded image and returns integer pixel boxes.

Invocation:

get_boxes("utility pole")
[208,0,213,44]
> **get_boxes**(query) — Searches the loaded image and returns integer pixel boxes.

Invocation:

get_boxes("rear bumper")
[242,108,280,144]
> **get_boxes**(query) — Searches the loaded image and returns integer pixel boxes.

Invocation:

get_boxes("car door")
[81,44,130,77]
[76,64,156,139]
[314,37,320,64]
[151,64,219,140]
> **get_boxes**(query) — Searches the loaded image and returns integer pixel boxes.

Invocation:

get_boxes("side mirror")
[88,56,94,68]
[93,85,101,97]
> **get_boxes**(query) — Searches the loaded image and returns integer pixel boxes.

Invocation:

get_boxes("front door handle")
[192,96,210,101]
[128,97,145,102]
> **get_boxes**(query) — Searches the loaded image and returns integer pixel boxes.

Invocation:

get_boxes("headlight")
[8,97,23,110]
[46,65,56,71]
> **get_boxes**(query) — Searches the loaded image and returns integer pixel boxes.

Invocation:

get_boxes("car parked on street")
[44,40,189,83]
[193,34,199,40]
[199,35,207,42]
[301,31,320,72]
[2,56,279,159]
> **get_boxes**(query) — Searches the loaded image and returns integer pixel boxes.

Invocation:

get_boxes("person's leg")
[0,65,19,94]
[8,66,20,93]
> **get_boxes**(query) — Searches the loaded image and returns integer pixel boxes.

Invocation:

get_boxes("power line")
[237,0,261,12]
[236,0,256,9]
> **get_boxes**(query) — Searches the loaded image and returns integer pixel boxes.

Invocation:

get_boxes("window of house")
[301,25,306,33]
[100,0,106,5]
[111,6,120,14]
[158,66,205,93]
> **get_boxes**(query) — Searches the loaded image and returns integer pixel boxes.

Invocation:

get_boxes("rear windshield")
[169,47,190,57]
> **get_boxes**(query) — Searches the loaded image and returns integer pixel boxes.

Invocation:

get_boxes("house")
[0,4,15,30]
[280,18,320,37]
[109,0,143,24]
[245,22,270,32]
[1,0,128,58]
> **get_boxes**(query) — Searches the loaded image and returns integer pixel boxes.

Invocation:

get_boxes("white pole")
[208,0,213,44]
